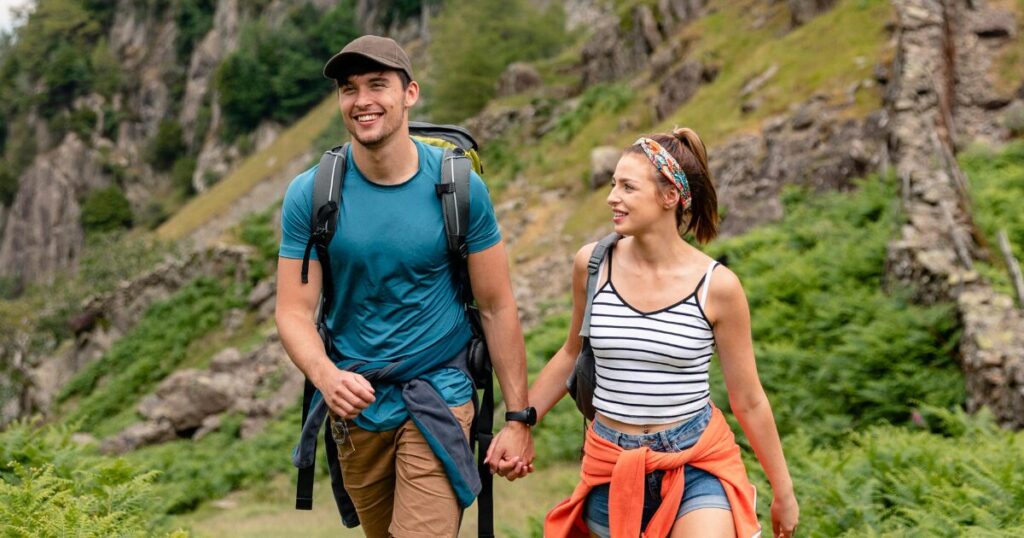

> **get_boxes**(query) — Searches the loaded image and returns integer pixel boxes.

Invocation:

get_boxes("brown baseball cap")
[323,35,414,82]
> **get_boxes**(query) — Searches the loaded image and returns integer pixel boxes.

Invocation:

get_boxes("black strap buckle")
[435,183,456,196]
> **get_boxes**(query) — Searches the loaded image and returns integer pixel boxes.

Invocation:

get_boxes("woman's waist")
[593,402,712,446]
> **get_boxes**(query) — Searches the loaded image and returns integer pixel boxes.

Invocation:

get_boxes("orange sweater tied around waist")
[545,405,761,538]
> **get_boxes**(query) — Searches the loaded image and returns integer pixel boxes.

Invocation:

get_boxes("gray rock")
[788,0,839,26]
[496,63,543,98]
[590,146,622,190]
[101,420,176,454]
[655,60,716,120]
[970,9,1016,39]
[248,277,276,309]
[0,135,109,283]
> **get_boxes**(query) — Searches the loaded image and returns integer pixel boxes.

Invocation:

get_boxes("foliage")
[81,186,134,233]
[173,0,216,61]
[237,208,279,282]
[426,0,570,122]
[768,409,1024,536]
[216,1,357,137]
[959,141,1024,296]
[705,178,963,443]
[147,120,187,171]
[0,162,17,206]
[57,277,246,432]
[547,84,633,144]
[0,421,182,537]
[123,411,297,515]
[171,156,197,196]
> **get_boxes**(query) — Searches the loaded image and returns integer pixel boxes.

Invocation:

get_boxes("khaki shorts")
[332,401,475,538]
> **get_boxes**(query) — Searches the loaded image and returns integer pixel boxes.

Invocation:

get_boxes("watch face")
[526,407,537,425]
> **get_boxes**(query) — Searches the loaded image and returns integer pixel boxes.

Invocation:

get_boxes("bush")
[174,0,216,61]
[426,0,570,122]
[216,1,357,138]
[81,186,133,233]
[0,421,182,537]
[146,120,186,171]
[170,156,197,195]
[57,277,246,432]
[0,162,18,206]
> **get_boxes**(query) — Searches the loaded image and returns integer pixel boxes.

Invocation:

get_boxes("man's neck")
[351,131,419,186]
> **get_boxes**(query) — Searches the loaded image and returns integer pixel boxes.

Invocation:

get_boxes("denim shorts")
[584,404,731,537]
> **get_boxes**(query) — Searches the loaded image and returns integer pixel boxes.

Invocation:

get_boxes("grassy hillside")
[4,0,1024,536]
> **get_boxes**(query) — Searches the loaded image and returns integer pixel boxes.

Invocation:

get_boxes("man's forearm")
[276,311,335,387]
[479,302,528,410]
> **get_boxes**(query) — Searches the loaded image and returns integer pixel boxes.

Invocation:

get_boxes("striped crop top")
[589,250,720,425]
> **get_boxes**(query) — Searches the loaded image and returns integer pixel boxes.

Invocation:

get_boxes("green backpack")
[295,122,496,538]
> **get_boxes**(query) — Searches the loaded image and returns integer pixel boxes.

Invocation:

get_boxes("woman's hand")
[771,491,799,538]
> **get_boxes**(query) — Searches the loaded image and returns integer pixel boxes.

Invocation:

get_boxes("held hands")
[317,367,375,419]
[483,422,535,481]
[771,490,799,538]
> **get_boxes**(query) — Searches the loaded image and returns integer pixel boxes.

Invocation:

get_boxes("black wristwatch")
[505,406,537,426]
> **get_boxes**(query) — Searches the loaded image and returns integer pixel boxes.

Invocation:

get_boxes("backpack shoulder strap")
[436,147,472,260]
[579,232,622,338]
[301,143,348,285]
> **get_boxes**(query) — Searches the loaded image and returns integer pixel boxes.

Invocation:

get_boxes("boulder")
[0,135,110,283]
[655,60,717,120]
[590,146,622,189]
[496,63,543,98]
[787,0,838,26]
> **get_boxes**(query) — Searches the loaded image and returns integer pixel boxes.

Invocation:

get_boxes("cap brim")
[323,52,408,81]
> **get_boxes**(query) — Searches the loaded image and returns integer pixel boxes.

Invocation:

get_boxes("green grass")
[156,96,336,242]
[57,276,248,433]
[992,0,1024,95]
[662,0,893,145]
[959,141,1024,297]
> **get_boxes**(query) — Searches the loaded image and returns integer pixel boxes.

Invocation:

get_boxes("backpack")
[567,232,622,421]
[295,122,496,538]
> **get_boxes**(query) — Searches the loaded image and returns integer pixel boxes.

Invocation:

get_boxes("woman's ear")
[661,188,680,210]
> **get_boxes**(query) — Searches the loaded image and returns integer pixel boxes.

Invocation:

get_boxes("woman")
[501,129,798,537]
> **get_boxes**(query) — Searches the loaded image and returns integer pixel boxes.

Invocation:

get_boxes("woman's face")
[606,153,676,235]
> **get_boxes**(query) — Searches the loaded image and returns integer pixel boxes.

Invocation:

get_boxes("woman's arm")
[708,266,799,537]
[528,242,595,421]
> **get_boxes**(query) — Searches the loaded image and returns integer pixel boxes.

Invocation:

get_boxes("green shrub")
[173,0,216,61]
[0,162,17,206]
[237,209,278,282]
[766,409,1024,536]
[426,0,570,122]
[960,141,1024,295]
[217,1,356,138]
[81,186,133,233]
[547,84,633,144]
[57,277,246,432]
[0,421,182,537]
[171,156,197,195]
[146,120,186,171]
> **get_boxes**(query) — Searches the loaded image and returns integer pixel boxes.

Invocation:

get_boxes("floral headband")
[633,137,692,210]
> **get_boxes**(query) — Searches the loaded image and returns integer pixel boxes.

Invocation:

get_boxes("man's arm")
[467,240,534,478]
[275,257,374,418]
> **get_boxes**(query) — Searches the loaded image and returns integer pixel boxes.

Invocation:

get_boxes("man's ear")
[404,80,420,108]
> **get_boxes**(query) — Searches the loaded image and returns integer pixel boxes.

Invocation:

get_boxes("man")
[275,35,534,537]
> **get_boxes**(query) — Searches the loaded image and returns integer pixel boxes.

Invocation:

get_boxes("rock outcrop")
[711,98,886,237]
[16,244,253,422]
[787,0,839,26]
[0,135,110,281]
[885,0,1024,428]
[101,333,303,453]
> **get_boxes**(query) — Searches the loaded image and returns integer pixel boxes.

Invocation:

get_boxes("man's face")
[338,70,419,149]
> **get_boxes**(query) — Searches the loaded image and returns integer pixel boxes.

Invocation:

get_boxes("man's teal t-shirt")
[279,138,501,431]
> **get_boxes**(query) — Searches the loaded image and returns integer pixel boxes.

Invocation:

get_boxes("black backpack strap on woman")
[567,232,622,422]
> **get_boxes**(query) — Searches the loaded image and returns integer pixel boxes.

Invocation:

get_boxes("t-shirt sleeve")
[279,166,318,260]
[466,171,502,254]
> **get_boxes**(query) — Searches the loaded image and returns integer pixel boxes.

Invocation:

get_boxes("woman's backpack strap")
[579,233,622,338]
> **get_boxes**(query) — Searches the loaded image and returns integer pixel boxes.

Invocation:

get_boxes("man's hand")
[484,422,535,481]
[316,367,375,419]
